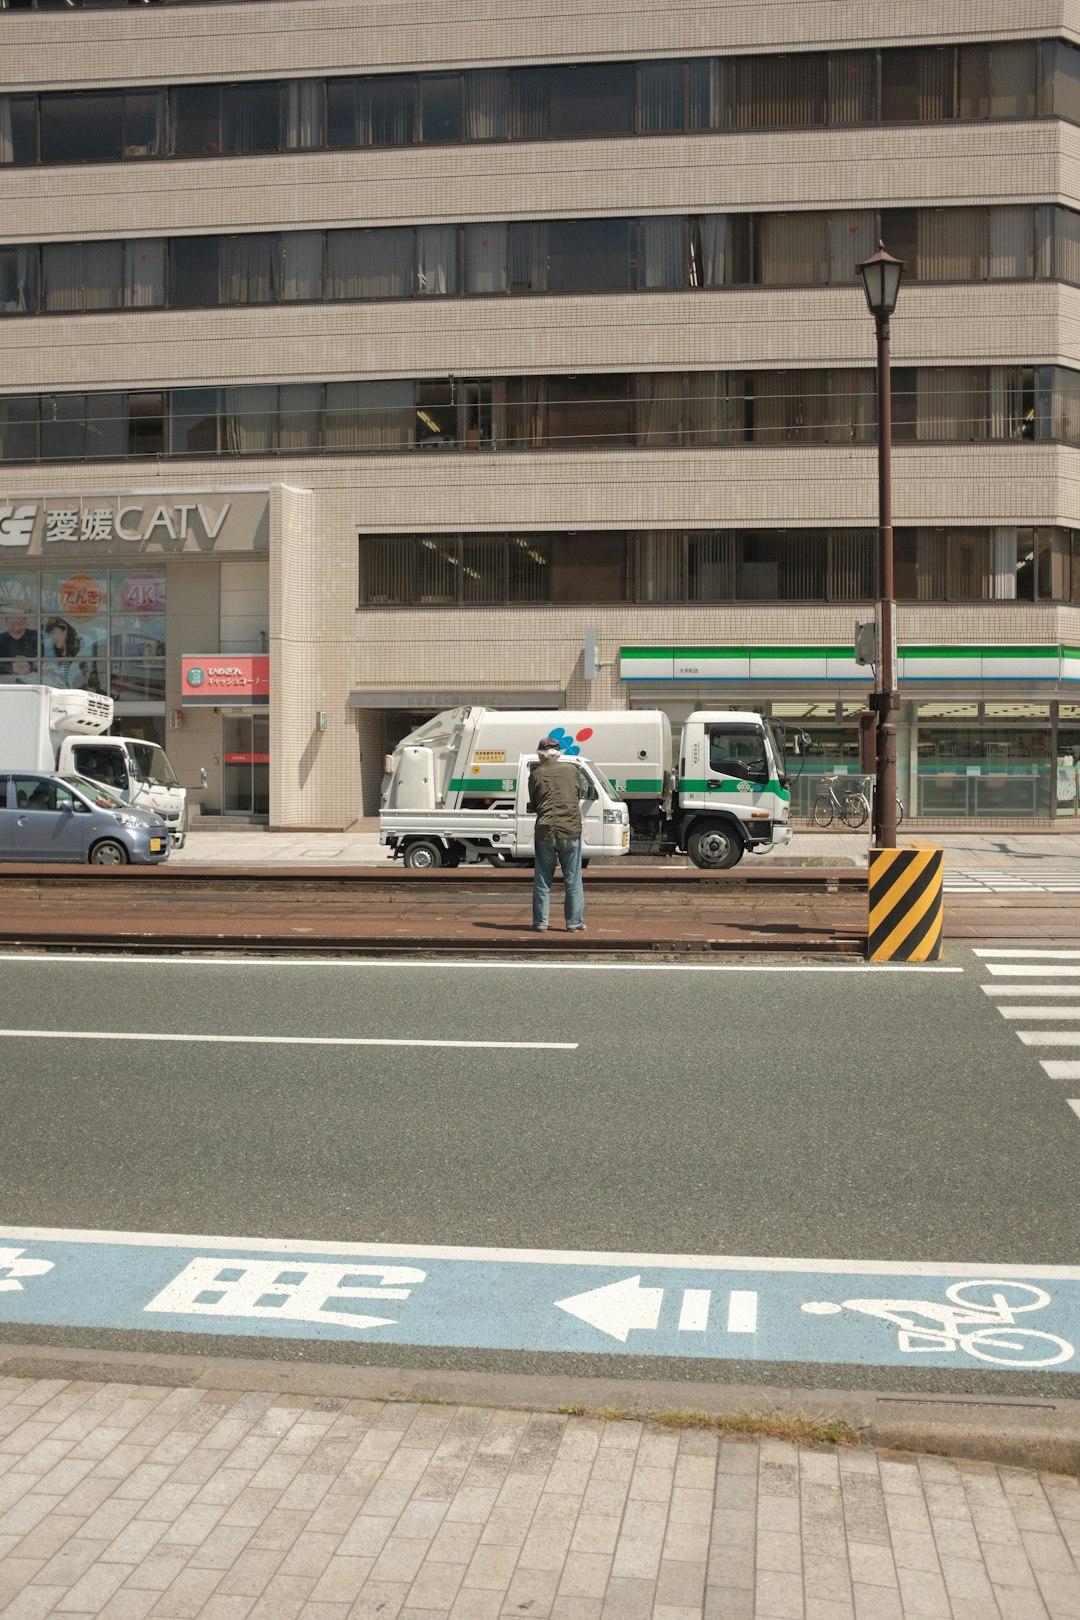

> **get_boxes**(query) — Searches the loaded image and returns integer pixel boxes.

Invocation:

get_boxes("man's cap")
[538,737,562,753]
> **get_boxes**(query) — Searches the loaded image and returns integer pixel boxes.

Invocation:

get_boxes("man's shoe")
[567,924,587,932]
[532,924,548,932]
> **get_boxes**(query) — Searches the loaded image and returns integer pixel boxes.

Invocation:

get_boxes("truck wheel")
[403,839,445,870]
[89,839,129,867]
[687,823,743,870]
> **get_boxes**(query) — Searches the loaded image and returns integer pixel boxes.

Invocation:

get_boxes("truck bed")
[380,808,518,842]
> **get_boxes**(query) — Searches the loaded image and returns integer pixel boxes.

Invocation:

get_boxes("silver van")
[0,772,170,865]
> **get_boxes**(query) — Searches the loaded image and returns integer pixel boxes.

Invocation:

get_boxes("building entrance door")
[223,715,270,816]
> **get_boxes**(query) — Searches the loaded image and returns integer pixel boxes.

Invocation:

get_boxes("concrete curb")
[2,1341,1077,1476]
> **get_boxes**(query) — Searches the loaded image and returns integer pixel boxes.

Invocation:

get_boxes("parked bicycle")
[812,774,904,829]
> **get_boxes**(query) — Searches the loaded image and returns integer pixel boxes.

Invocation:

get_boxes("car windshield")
[64,774,124,809]
[128,742,178,788]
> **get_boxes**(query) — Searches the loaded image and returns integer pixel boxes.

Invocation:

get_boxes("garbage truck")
[380,750,629,868]
[0,684,189,845]
[381,706,792,868]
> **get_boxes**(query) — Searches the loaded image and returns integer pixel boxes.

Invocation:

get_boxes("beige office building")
[2,0,1080,824]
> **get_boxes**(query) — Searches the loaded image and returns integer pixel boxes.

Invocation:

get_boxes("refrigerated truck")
[0,684,189,845]
[381,706,792,869]
[380,751,630,868]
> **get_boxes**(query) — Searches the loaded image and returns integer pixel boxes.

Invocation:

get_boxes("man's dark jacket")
[528,758,583,839]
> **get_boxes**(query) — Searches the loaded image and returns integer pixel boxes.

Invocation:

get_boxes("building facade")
[2,0,1080,824]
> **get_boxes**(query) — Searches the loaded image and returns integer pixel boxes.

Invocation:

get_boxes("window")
[222,82,280,153]
[546,375,632,449]
[170,388,220,454]
[547,219,632,292]
[172,85,222,157]
[171,237,220,308]
[421,76,461,142]
[544,64,634,136]
[0,396,37,460]
[707,726,768,781]
[41,93,123,163]
[0,245,38,313]
[0,96,37,164]
[123,90,165,159]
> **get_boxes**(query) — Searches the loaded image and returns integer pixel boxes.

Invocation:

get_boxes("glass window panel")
[222,82,280,154]
[350,77,415,146]
[416,224,458,295]
[547,218,631,292]
[989,206,1034,277]
[0,579,39,683]
[756,213,828,283]
[958,46,989,118]
[112,570,166,619]
[327,228,412,298]
[639,61,684,132]
[277,382,322,451]
[359,537,411,604]
[990,42,1036,118]
[688,372,747,445]
[283,79,323,149]
[509,221,549,291]
[687,58,722,130]
[325,380,411,449]
[219,234,280,303]
[416,382,455,447]
[326,78,361,147]
[635,374,684,445]
[413,537,458,602]
[110,613,165,658]
[545,375,631,448]
[109,660,165,702]
[881,47,953,121]
[123,88,164,157]
[828,52,875,124]
[85,393,126,458]
[170,236,220,307]
[828,531,875,598]
[223,384,276,453]
[463,69,507,139]
[1052,366,1080,443]
[635,532,683,601]
[917,208,987,279]
[1049,41,1080,123]
[639,216,684,288]
[0,396,37,460]
[42,239,123,311]
[128,391,164,455]
[0,245,38,313]
[687,531,735,599]
[0,96,37,164]
[42,612,105,690]
[172,84,222,157]
[169,387,220,454]
[420,75,460,142]
[1054,207,1080,284]
[41,93,123,163]
[828,211,875,282]
[548,534,626,601]
[726,54,827,130]
[546,63,633,136]
[508,68,548,139]
[463,222,507,293]
[41,394,86,459]
[122,238,165,307]
[948,530,991,598]
[462,537,507,603]
[507,533,552,601]
[1037,528,1070,599]
[281,231,322,300]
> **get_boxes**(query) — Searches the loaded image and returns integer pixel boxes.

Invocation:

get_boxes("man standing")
[528,736,586,933]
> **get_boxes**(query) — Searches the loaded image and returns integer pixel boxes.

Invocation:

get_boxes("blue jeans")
[533,834,584,929]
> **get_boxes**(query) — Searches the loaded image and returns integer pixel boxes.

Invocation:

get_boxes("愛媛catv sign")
[0,492,269,555]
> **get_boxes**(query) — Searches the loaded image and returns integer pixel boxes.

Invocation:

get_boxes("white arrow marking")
[554,1275,663,1342]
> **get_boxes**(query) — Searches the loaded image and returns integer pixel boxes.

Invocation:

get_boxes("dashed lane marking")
[0,1029,577,1051]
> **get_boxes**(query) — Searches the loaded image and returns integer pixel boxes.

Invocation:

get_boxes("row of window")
[3,204,1077,318]
[2,40,1078,167]
[357,527,1080,607]
[1,366,1072,463]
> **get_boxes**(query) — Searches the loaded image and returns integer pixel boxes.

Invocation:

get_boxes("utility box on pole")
[583,627,600,680]
[854,620,878,666]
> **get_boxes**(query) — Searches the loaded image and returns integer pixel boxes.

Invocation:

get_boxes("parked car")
[0,771,170,865]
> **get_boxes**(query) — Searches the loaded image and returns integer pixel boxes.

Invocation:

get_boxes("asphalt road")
[2,946,1079,1397]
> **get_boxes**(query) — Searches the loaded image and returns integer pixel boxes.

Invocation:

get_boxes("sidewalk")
[176,826,1080,871]
[3,1373,1080,1620]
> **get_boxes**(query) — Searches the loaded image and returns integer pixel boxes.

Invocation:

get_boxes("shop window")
[172,85,223,157]
[41,93,124,164]
[0,245,38,314]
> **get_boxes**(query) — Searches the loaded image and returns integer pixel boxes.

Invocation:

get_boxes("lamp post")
[856,243,904,848]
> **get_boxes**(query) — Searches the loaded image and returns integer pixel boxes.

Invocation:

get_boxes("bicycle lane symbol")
[801,1279,1074,1368]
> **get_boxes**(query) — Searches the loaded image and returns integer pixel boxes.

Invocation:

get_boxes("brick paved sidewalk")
[2,1378,1080,1619]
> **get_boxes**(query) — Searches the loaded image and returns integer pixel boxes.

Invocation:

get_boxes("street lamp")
[857,242,904,848]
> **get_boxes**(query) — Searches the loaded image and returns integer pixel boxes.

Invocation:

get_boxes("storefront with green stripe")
[619,644,1080,820]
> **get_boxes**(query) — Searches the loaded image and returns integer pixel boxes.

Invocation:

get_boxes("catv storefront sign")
[0,492,269,555]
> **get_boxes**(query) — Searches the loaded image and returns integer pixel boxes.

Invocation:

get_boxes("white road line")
[2,1224,1076,1278]
[1041,1062,1080,1080]
[996,1007,1080,1019]
[677,1289,711,1332]
[1018,1032,1080,1046]
[976,948,1080,959]
[982,985,1080,996]
[1069,1101,1080,1121]
[985,965,1080,977]
[727,1291,760,1333]
[0,955,963,974]
[0,1029,577,1051]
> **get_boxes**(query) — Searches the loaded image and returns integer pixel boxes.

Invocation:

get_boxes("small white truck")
[381,706,792,869]
[0,684,189,846]
[380,751,630,868]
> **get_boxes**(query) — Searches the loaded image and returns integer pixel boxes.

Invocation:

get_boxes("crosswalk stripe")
[986,965,1080,976]
[1040,1061,1080,1079]
[982,985,1080,996]
[1018,1032,1080,1046]
[1068,1101,1080,1120]
[996,1007,1080,1019]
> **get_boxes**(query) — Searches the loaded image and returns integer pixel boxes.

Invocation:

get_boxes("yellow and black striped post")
[867,846,943,962]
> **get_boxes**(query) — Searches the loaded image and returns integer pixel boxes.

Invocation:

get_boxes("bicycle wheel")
[946,1279,1050,1315]
[896,798,905,828]
[841,792,869,829]
[812,794,834,828]
[961,1328,1074,1368]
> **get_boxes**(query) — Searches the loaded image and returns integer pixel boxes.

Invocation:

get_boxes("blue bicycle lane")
[2,1226,1080,1376]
